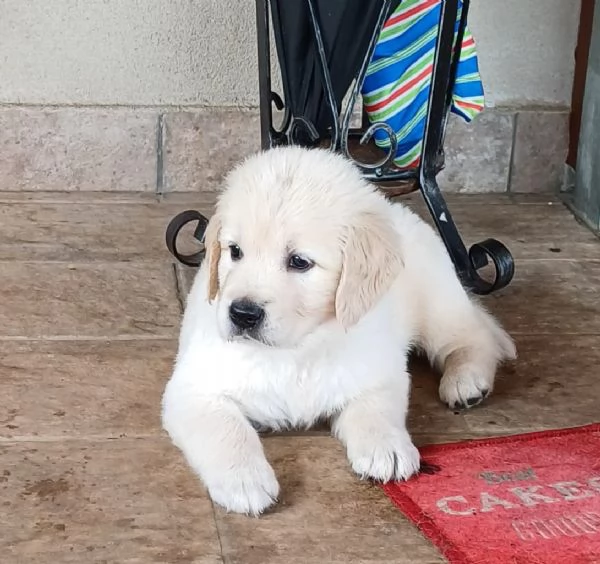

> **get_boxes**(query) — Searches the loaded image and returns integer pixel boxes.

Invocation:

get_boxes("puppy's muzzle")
[229,299,265,331]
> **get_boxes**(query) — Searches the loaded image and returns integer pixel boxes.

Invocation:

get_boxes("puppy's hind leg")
[420,297,516,411]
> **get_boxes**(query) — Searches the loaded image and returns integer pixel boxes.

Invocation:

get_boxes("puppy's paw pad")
[448,389,490,411]
[347,433,420,483]
[440,368,493,411]
[207,460,280,516]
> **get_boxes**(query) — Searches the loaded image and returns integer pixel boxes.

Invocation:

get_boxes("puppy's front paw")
[439,365,494,410]
[206,457,280,516]
[346,429,420,483]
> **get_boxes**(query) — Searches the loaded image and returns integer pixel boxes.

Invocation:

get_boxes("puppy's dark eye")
[287,254,313,272]
[229,244,243,261]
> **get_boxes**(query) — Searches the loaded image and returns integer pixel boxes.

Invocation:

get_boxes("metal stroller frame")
[166,0,514,295]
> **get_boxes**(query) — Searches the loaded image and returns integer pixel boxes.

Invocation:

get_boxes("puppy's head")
[204,147,402,348]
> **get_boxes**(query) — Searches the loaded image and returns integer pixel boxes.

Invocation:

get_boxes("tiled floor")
[1,190,600,563]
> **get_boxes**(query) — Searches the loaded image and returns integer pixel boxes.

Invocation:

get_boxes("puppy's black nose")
[229,299,265,330]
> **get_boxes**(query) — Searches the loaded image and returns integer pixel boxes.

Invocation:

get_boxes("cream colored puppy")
[162,147,515,516]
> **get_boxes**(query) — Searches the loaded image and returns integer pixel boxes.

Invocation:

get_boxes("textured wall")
[574,4,600,229]
[0,0,580,107]
[469,0,580,107]
[0,0,258,106]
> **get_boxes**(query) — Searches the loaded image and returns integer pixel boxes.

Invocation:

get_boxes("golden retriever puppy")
[162,147,515,515]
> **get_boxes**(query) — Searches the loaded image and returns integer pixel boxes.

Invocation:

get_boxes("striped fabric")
[361,0,484,169]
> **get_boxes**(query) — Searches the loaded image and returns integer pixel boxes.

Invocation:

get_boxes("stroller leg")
[256,0,274,150]
[419,176,515,295]
[165,0,515,295]
[418,0,514,294]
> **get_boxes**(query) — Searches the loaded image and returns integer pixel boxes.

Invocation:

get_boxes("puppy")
[162,147,515,516]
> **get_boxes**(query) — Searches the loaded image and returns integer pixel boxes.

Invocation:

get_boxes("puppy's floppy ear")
[335,212,403,329]
[203,213,222,303]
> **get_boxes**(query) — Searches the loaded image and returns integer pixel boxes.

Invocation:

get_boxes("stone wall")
[0,0,578,193]
[0,107,569,193]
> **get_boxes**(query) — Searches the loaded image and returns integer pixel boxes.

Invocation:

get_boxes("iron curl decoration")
[467,238,515,294]
[339,0,397,174]
[270,91,285,112]
[306,0,340,151]
[343,118,399,175]
[246,0,515,295]
[288,116,320,145]
[269,91,292,144]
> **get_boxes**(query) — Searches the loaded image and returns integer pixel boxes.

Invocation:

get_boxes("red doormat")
[382,424,600,564]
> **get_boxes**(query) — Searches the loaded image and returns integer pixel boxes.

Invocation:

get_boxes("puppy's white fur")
[162,147,515,516]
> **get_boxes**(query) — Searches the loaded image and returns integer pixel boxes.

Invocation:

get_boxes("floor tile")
[0,340,176,440]
[0,107,158,192]
[0,439,221,564]
[4,192,594,266]
[407,356,472,441]
[215,436,443,564]
[176,238,600,339]
[176,265,198,302]
[174,199,600,305]
[162,109,260,193]
[0,201,213,262]
[510,110,569,193]
[0,262,181,338]
[0,192,164,204]
[486,259,600,334]
[408,199,600,261]
[1,188,599,564]
[437,110,513,193]
[408,334,600,442]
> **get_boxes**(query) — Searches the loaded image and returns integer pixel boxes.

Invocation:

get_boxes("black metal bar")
[268,0,292,143]
[439,0,470,148]
[421,0,458,179]
[340,0,398,175]
[445,0,470,112]
[245,0,515,294]
[254,0,444,181]
[364,168,419,183]
[418,0,513,294]
[419,0,474,279]
[306,0,340,149]
[166,0,515,294]
[256,0,273,150]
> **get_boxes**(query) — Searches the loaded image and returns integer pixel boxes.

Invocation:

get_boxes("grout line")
[0,427,593,445]
[0,259,174,265]
[210,501,227,564]
[3,257,600,266]
[4,332,595,341]
[507,332,600,337]
[0,197,170,205]
[260,430,332,438]
[156,113,165,195]
[0,258,173,264]
[0,102,568,112]
[562,194,600,240]
[0,102,261,110]
[0,434,161,443]
[509,257,600,263]
[506,111,519,193]
[0,194,560,206]
[0,335,177,342]
[171,263,186,314]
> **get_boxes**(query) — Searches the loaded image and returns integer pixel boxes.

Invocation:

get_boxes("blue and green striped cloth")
[361,0,485,169]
